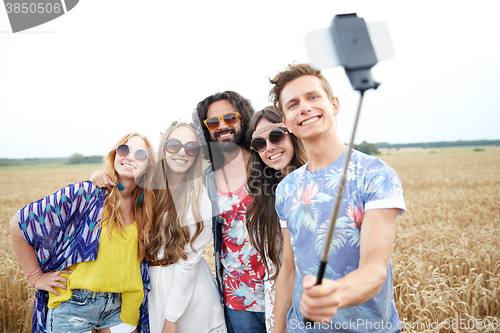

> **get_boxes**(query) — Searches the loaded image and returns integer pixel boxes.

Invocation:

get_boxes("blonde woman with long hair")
[9,133,156,333]
[148,122,226,333]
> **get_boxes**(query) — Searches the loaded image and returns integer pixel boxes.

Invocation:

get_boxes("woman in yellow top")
[9,133,156,333]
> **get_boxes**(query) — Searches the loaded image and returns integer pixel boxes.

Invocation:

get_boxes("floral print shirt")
[276,149,406,332]
[218,183,265,312]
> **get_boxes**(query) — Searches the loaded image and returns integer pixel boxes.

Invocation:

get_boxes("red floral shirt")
[218,183,265,311]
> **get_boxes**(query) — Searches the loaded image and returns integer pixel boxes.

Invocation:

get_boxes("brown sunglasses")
[203,112,242,130]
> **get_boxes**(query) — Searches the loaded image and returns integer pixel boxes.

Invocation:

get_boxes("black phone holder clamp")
[330,13,380,93]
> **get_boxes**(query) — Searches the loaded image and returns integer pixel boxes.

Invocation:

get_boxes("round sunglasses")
[203,112,242,131]
[116,144,149,163]
[164,139,201,157]
[251,128,289,153]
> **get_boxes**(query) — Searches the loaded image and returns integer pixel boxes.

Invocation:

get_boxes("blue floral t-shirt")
[275,148,406,333]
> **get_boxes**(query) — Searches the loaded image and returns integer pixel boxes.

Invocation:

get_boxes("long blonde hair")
[146,123,204,263]
[101,132,157,261]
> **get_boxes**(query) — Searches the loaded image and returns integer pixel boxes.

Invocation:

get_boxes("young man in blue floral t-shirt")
[269,63,406,333]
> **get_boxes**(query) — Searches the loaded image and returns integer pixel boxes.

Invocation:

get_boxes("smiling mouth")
[122,163,136,169]
[215,129,234,140]
[173,159,188,165]
[300,116,320,126]
[269,152,283,161]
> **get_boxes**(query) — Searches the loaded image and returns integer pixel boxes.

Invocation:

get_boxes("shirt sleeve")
[275,181,288,228]
[164,188,213,322]
[360,159,406,216]
[138,258,150,333]
[17,181,100,255]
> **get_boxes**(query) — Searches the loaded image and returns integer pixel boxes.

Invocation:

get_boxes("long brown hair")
[101,132,157,261]
[146,123,204,263]
[246,106,307,279]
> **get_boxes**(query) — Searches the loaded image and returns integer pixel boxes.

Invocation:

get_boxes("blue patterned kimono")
[17,181,150,333]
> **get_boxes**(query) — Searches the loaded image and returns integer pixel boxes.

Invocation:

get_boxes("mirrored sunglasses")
[116,144,149,163]
[164,139,201,157]
[203,112,242,131]
[251,128,289,153]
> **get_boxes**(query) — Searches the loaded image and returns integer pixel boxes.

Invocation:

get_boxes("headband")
[252,123,286,139]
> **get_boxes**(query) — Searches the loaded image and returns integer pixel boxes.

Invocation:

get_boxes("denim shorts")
[45,289,135,333]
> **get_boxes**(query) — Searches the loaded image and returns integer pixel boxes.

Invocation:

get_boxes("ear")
[332,97,340,116]
[283,117,292,134]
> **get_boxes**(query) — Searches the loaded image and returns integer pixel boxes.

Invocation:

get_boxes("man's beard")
[211,128,244,152]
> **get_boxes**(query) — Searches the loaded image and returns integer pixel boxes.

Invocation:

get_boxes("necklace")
[220,166,233,198]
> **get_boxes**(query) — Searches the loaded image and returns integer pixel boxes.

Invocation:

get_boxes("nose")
[125,151,136,162]
[218,117,229,130]
[266,139,277,151]
[300,98,311,114]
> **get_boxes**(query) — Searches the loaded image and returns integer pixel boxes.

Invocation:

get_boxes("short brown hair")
[269,63,335,112]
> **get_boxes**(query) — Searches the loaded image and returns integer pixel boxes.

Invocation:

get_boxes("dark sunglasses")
[251,128,289,153]
[203,112,242,131]
[116,144,149,163]
[164,139,201,157]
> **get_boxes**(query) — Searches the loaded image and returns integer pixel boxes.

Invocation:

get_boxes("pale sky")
[1,1,499,159]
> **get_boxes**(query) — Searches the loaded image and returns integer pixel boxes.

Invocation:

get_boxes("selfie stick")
[305,13,381,324]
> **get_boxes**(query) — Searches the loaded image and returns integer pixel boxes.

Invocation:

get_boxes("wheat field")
[1,149,499,332]
[385,150,500,332]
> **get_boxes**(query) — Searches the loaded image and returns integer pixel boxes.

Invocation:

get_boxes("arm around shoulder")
[90,170,115,190]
